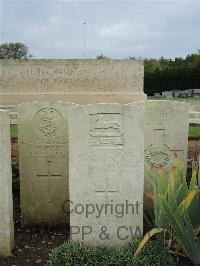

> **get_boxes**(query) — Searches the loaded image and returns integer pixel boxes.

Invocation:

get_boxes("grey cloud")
[1,1,200,59]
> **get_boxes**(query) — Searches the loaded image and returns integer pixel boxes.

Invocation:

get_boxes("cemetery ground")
[0,187,193,266]
[1,61,199,265]
[0,191,70,266]
[0,127,198,265]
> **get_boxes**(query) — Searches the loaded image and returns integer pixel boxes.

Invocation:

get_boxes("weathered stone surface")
[0,60,146,106]
[17,102,70,225]
[189,112,200,124]
[142,100,190,192]
[189,101,200,112]
[69,103,144,247]
[0,110,14,257]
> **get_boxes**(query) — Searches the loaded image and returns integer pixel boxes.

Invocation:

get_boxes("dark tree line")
[0,42,32,59]
[97,52,200,96]
[144,52,200,95]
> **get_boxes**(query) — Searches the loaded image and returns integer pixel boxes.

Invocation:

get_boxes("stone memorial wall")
[0,60,146,106]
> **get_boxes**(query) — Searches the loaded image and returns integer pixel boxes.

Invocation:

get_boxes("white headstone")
[18,101,70,225]
[143,101,189,191]
[0,110,14,257]
[189,102,200,112]
[189,112,200,125]
[69,103,144,247]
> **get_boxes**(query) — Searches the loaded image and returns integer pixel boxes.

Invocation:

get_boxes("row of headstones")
[189,111,200,124]
[7,109,200,127]
[0,100,192,256]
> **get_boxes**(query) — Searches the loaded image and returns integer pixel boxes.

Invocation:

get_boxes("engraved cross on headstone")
[95,189,119,195]
[95,188,119,196]
[37,160,62,203]
[153,128,184,155]
[95,175,119,195]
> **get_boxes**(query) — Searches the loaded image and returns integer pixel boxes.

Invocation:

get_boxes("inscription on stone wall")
[89,113,124,147]
[0,60,144,94]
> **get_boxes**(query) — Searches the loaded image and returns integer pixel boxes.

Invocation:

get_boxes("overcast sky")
[1,0,200,59]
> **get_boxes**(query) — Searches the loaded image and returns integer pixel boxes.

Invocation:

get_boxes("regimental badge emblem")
[89,113,124,147]
[145,144,170,168]
[34,108,62,137]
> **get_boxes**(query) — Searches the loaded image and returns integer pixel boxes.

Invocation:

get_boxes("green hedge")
[47,240,176,266]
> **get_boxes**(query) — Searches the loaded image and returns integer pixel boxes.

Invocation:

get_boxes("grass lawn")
[189,126,200,138]
[149,96,200,102]
[11,126,18,138]
[173,97,200,101]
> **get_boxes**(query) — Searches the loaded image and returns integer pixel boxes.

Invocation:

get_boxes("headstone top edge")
[147,100,190,105]
[16,101,145,109]
[68,103,145,112]
[17,101,75,108]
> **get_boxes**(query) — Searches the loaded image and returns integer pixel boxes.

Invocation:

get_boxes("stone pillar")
[0,110,14,257]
